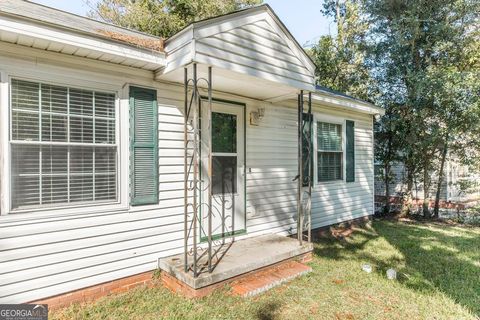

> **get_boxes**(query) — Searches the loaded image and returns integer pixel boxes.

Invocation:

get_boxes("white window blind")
[11,79,117,210]
[317,121,343,182]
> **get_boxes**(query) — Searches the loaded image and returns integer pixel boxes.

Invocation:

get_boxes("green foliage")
[88,0,263,38]
[311,0,480,217]
[365,0,480,216]
[310,0,373,101]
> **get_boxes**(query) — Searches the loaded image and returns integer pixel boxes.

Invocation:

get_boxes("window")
[10,79,117,210]
[211,112,237,194]
[317,121,343,181]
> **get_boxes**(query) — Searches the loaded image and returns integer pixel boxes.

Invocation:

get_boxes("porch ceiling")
[157,63,301,101]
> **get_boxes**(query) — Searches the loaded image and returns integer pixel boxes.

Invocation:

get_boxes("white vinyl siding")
[10,79,117,210]
[0,44,374,305]
[246,102,373,234]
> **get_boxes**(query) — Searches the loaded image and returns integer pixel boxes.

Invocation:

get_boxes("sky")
[30,0,334,47]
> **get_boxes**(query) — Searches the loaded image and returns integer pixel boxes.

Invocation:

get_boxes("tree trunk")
[414,177,419,212]
[335,0,344,46]
[403,164,415,215]
[422,163,431,218]
[384,162,391,214]
[434,140,449,218]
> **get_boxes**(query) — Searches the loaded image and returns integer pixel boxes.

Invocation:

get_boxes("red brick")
[29,271,156,311]
[230,261,312,297]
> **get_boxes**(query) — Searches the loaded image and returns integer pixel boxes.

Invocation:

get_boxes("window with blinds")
[317,121,343,182]
[10,79,117,210]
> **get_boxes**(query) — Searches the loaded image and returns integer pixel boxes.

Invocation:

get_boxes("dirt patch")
[312,216,371,240]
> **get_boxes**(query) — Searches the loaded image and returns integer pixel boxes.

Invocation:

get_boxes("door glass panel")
[212,112,236,153]
[212,156,237,194]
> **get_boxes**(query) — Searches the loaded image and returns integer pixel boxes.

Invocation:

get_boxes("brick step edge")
[230,261,312,297]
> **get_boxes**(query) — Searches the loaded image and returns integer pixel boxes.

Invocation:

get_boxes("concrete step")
[159,234,313,290]
[230,260,312,297]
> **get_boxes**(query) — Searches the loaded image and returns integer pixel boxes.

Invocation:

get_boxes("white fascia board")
[192,10,267,40]
[159,26,194,76]
[0,15,166,69]
[312,93,385,116]
[164,25,193,52]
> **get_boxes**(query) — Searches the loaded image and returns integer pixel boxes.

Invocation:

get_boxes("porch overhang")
[157,62,312,101]
[155,4,316,100]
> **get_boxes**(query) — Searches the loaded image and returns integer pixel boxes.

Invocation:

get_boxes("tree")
[88,0,262,38]
[310,0,374,101]
[374,105,403,214]
[365,0,480,217]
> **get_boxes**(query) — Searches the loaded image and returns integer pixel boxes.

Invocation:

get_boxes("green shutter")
[346,120,355,182]
[130,86,158,205]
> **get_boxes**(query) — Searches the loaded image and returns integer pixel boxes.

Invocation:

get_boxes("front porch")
[155,4,318,298]
[159,234,313,297]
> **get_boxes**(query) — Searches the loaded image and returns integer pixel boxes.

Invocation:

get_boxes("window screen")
[11,79,117,209]
[212,156,237,194]
[211,112,237,195]
[317,121,343,181]
[212,112,236,153]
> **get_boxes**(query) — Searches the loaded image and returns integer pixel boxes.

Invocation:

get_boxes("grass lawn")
[52,220,480,320]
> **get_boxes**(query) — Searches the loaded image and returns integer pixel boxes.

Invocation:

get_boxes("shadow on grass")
[313,227,378,260]
[254,300,281,320]
[313,221,480,316]
[377,222,480,316]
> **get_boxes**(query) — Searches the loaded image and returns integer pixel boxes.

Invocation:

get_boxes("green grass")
[52,220,480,320]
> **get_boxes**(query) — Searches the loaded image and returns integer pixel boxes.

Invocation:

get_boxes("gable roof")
[167,4,316,73]
[0,0,164,51]
[315,85,372,106]
[160,4,317,93]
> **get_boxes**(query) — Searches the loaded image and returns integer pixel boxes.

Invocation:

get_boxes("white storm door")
[201,101,245,241]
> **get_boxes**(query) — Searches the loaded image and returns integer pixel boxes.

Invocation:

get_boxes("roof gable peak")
[167,4,315,74]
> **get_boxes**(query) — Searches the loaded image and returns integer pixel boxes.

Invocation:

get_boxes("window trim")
[2,74,129,217]
[314,114,347,185]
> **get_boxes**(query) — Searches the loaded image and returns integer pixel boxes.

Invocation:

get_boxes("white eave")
[312,91,385,116]
[0,14,166,71]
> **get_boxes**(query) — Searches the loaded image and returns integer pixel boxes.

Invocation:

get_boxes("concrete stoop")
[159,234,314,298]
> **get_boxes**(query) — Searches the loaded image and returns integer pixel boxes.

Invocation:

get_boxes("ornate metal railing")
[183,64,235,277]
[297,91,313,244]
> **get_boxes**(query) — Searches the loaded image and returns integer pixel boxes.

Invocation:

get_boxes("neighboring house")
[374,158,480,211]
[0,0,384,304]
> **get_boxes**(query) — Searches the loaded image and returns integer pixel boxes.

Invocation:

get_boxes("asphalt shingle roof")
[0,0,164,51]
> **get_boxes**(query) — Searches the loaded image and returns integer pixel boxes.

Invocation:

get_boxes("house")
[0,0,384,305]
[374,159,480,213]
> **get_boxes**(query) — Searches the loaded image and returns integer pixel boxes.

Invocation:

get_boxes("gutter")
[0,13,166,69]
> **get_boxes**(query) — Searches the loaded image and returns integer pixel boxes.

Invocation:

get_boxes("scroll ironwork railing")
[183,63,235,277]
